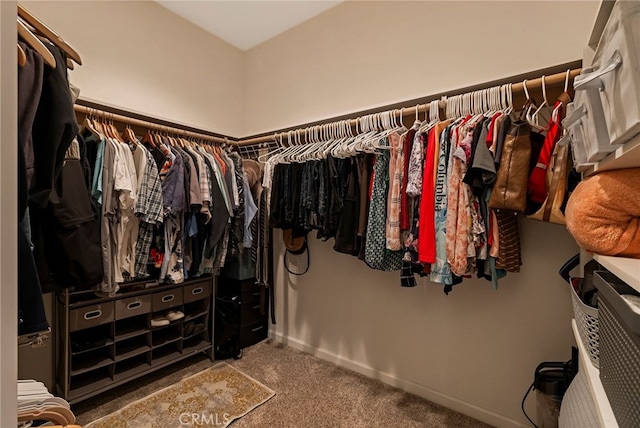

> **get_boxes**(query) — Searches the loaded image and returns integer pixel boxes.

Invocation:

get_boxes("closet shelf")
[115,328,148,342]
[70,356,113,376]
[584,133,640,176]
[593,255,640,293]
[572,320,618,428]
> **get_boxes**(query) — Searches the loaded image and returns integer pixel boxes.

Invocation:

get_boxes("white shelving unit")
[565,2,637,427]
[584,133,640,177]
[593,255,640,293]
[571,320,618,427]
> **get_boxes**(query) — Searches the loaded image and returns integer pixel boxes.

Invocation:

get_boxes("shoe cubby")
[70,323,113,355]
[114,353,152,382]
[115,334,151,362]
[56,276,215,403]
[115,314,149,341]
[69,365,113,401]
[152,324,182,347]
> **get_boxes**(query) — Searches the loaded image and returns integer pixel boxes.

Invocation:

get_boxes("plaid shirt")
[133,149,164,279]
[135,148,164,225]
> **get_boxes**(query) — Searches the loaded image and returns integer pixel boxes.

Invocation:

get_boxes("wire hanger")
[529,75,549,132]
[522,79,539,123]
[17,20,55,68]
[18,4,82,66]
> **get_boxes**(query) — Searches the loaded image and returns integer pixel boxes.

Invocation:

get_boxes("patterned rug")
[85,362,275,428]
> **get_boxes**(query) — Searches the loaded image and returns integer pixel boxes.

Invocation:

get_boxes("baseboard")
[269,330,528,428]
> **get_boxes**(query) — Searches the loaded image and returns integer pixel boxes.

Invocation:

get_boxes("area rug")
[84,362,275,428]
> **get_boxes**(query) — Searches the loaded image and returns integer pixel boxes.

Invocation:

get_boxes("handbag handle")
[574,50,623,91]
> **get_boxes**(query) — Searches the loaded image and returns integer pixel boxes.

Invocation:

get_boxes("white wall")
[22,1,245,136]
[244,1,599,136]
[246,1,600,426]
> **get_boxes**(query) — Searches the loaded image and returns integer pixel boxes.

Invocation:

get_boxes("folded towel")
[565,168,640,258]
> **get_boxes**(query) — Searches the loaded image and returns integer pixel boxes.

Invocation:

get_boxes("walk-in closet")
[4,1,640,427]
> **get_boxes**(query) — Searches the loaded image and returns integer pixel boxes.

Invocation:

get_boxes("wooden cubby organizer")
[55,276,215,404]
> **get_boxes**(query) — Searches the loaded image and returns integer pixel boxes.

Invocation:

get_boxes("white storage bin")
[570,277,600,368]
[563,99,613,167]
[574,0,640,147]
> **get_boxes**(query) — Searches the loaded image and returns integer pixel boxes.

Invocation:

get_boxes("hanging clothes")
[18,40,48,337]
[430,122,454,286]
[364,140,403,271]
[134,145,164,279]
[334,157,360,255]
[527,94,571,205]
[385,132,404,251]
[160,143,186,284]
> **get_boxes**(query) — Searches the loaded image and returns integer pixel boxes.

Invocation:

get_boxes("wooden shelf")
[594,255,640,293]
[572,320,618,427]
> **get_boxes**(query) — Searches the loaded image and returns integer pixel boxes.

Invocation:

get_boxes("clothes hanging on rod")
[18,34,83,338]
[259,81,577,293]
[79,118,263,296]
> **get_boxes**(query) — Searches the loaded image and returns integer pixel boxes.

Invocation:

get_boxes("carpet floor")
[74,340,493,427]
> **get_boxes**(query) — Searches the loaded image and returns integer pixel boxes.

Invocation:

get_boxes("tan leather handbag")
[489,120,532,213]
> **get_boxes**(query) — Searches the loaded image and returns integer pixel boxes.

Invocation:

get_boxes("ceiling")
[156,1,342,51]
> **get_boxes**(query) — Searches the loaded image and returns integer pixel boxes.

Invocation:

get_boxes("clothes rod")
[74,104,235,145]
[238,67,582,147]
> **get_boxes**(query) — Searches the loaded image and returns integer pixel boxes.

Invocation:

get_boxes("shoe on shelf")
[166,310,184,321]
[151,317,170,327]
[184,321,195,336]
[192,323,205,335]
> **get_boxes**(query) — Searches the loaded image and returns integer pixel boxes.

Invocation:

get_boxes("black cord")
[522,381,539,428]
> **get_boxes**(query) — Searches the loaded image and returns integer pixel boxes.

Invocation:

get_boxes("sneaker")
[151,317,170,327]
[166,310,185,321]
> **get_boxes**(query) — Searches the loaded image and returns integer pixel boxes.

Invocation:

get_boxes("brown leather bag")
[489,120,532,213]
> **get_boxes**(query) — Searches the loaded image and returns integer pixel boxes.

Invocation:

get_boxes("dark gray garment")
[18,41,44,191]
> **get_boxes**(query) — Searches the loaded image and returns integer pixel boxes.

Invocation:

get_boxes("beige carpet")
[74,340,492,428]
[84,362,274,428]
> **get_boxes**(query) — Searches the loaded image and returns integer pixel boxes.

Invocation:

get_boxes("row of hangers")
[256,69,575,165]
[17,4,82,69]
[260,82,517,165]
[81,109,228,156]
